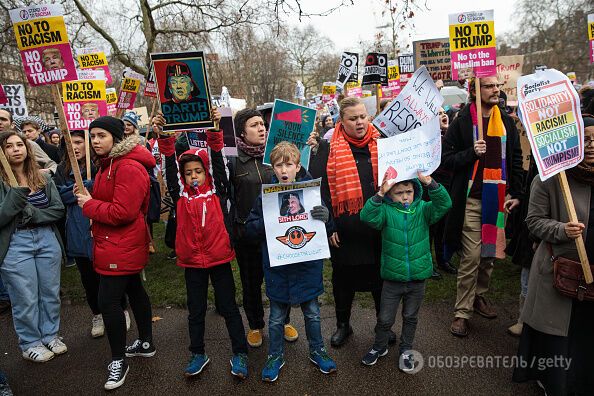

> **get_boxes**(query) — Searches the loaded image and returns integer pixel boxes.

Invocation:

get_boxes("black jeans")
[75,257,126,315]
[185,264,247,355]
[332,264,382,324]
[429,217,446,265]
[98,274,153,360]
[235,242,266,330]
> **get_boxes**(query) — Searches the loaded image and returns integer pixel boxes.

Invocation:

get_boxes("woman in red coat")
[75,116,156,391]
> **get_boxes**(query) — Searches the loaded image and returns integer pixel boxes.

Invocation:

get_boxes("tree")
[374,0,425,58]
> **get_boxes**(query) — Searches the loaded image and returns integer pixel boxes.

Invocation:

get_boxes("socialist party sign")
[77,48,112,85]
[0,85,28,117]
[62,70,107,130]
[262,179,330,267]
[362,53,388,86]
[448,10,496,80]
[9,4,78,86]
[336,52,358,89]
[517,69,584,181]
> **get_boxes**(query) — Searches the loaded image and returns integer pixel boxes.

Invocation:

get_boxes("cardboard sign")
[377,116,441,185]
[321,82,336,103]
[589,14,594,64]
[185,107,237,156]
[373,66,444,137]
[497,55,524,103]
[0,85,28,117]
[381,60,401,99]
[144,63,158,98]
[362,53,388,86]
[295,81,305,100]
[151,51,214,131]
[62,71,107,130]
[413,38,453,84]
[448,9,496,80]
[77,48,112,85]
[9,4,77,86]
[517,68,584,181]
[106,87,117,116]
[132,106,150,128]
[263,100,315,170]
[262,179,330,267]
[336,52,358,89]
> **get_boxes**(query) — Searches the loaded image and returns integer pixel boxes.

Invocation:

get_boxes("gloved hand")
[310,205,329,223]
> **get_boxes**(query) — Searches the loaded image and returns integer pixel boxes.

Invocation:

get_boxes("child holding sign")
[359,170,451,371]
[154,109,249,380]
[245,142,337,382]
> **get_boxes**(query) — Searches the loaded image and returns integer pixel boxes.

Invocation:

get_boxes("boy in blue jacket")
[245,142,337,382]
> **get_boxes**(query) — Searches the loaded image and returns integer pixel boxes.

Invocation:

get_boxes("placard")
[413,38,453,84]
[62,70,107,130]
[362,53,388,86]
[0,84,28,117]
[381,60,401,99]
[185,107,237,156]
[589,14,594,64]
[106,87,117,116]
[336,52,358,89]
[77,48,112,85]
[144,62,158,98]
[497,55,524,103]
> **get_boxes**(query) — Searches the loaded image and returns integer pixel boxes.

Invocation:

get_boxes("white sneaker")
[124,310,131,332]
[92,314,105,338]
[47,337,67,355]
[22,345,55,362]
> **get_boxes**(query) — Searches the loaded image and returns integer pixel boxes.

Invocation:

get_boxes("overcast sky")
[289,0,518,52]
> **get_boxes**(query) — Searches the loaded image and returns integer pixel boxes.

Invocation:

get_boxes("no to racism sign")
[76,48,112,85]
[62,70,107,130]
[588,14,594,64]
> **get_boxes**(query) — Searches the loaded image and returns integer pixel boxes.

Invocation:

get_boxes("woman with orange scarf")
[310,97,393,347]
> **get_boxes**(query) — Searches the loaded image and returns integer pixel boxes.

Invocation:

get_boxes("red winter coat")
[83,135,157,275]
[160,131,235,269]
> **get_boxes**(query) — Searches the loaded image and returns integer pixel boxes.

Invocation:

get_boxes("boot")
[507,295,525,337]
[330,322,353,347]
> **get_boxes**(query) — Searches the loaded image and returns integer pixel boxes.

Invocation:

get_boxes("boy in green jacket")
[359,169,451,372]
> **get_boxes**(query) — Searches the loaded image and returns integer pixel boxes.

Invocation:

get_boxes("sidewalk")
[0,302,540,395]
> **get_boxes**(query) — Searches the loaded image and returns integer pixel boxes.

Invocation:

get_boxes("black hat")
[89,116,125,141]
[234,108,263,137]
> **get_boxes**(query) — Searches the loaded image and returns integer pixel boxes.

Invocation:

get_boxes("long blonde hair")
[0,131,46,191]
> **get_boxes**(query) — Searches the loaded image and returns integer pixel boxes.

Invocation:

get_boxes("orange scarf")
[327,122,379,217]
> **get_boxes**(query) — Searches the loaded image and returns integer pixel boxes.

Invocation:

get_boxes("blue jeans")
[269,298,323,356]
[0,274,9,301]
[0,226,62,351]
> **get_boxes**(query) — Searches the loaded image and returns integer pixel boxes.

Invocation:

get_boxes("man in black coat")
[442,76,523,337]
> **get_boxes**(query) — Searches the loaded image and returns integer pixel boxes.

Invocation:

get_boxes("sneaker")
[167,250,177,260]
[47,337,67,355]
[230,353,248,379]
[185,353,209,377]
[125,339,156,358]
[124,310,131,332]
[104,359,129,390]
[91,314,105,338]
[261,354,285,382]
[247,329,263,348]
[361,347,388,366]
[65,257,76,268]
[399,353,416,373]
[22,345,54,362]
[284,324,299,342]
[309,348,337,374]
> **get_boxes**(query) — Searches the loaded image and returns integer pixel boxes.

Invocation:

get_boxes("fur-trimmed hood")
[99,134,156,171]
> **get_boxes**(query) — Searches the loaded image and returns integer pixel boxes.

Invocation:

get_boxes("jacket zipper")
[201,202,206,227]
[404,212,410,281]
[255,158,263,184]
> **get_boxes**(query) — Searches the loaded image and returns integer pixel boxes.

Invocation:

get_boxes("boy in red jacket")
[154,109,248,379]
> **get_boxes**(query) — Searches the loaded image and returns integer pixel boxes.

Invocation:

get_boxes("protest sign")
[398,54,415,74]
[151,51,214,131]
[261,179,330,267]
[0,86,5,106]
[361,96,377,120]
[77,48,112,85]
[362,53,388,86]
[377,116,441,185]
[321,82,336,103]
[336,52,358,89]
[9,4,77,86]
[185,107,237,156]
[263,100,315,170]
[497,55,524,103]
[346,80,362,97]
[373,66,444,137]
[132,106,150,128]
[381,60,401,99]
[144,63,158,98]
[517,68,584,181]
[106,88,117,116]
[0,85,28,117]
[413,38,453,84]
[116,68,143,111]
[589,14,594,64]
[448,9,496,80]
[295,81,305,101]
[62,71,107,130]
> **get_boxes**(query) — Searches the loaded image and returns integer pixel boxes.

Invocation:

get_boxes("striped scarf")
[468,103,507,259]
[327,122,379,217]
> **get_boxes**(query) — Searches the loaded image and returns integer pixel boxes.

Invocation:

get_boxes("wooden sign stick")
[558,170,593,283]
[0,149,18,187]
[51,84,85,192]
[84,129,91,181]
[375,83,381,116]
[475,77,483,140]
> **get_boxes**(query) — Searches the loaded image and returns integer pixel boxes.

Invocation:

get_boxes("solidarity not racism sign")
[9,4,78,86]
[517,69,584,181]
[262,179,330,267]
[0,85,28,118]
[62,70,107,130]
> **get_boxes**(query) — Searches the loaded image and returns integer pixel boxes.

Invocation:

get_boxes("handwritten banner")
[0,85,28,117]
[413,38,453,84]
[497,55,524,103]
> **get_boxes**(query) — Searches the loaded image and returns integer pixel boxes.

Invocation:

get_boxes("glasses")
[480,83,503,90]
[585,137,594,147]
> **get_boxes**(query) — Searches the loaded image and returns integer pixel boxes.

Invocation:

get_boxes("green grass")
[61,222,522,308]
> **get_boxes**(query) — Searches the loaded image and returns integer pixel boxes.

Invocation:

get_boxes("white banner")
[0,84,28,117]
[262,179,330,267]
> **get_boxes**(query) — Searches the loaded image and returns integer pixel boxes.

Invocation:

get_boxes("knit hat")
[89,116,125,141]
[47,129,61,139]
[122,111,139,130]
[234,108,263,138]
[583,115,594,128]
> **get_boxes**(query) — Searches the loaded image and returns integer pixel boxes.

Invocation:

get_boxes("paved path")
[1,302,540,395]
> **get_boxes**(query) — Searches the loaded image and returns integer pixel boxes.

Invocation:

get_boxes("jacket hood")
[178,148,214,196]
[102,134,156,169]
[384,178,423,211]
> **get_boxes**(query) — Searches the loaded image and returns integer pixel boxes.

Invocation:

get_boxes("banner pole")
[0,149,18,187]
[475,77,483,140]
[84,129,91,180]
[375,84,381,116]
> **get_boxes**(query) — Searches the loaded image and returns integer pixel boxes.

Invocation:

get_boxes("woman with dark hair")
[0,131,65,362]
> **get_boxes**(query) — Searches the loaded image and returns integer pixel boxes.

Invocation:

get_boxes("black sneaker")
[125,339,156,358]
[399,353,415,373]
[167,250,177,260]
[104,359,129,390]
[361,347,388,366]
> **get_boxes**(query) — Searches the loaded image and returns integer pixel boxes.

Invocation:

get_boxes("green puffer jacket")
[360,179,452,282]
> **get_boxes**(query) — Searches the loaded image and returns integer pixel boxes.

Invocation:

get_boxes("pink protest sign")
[62,70,107,130]
[77,48,112,86]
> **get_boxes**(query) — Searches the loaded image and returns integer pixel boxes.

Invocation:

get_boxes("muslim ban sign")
[517,68,584,181]
[0,85,28,117]
[263,100,316,170]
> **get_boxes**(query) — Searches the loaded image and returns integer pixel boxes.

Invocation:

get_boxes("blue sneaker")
[230,353,248,379]
[361,346,388,366]
[184,353,209,377]
[309,348,337,374]
[261,354,285,382]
